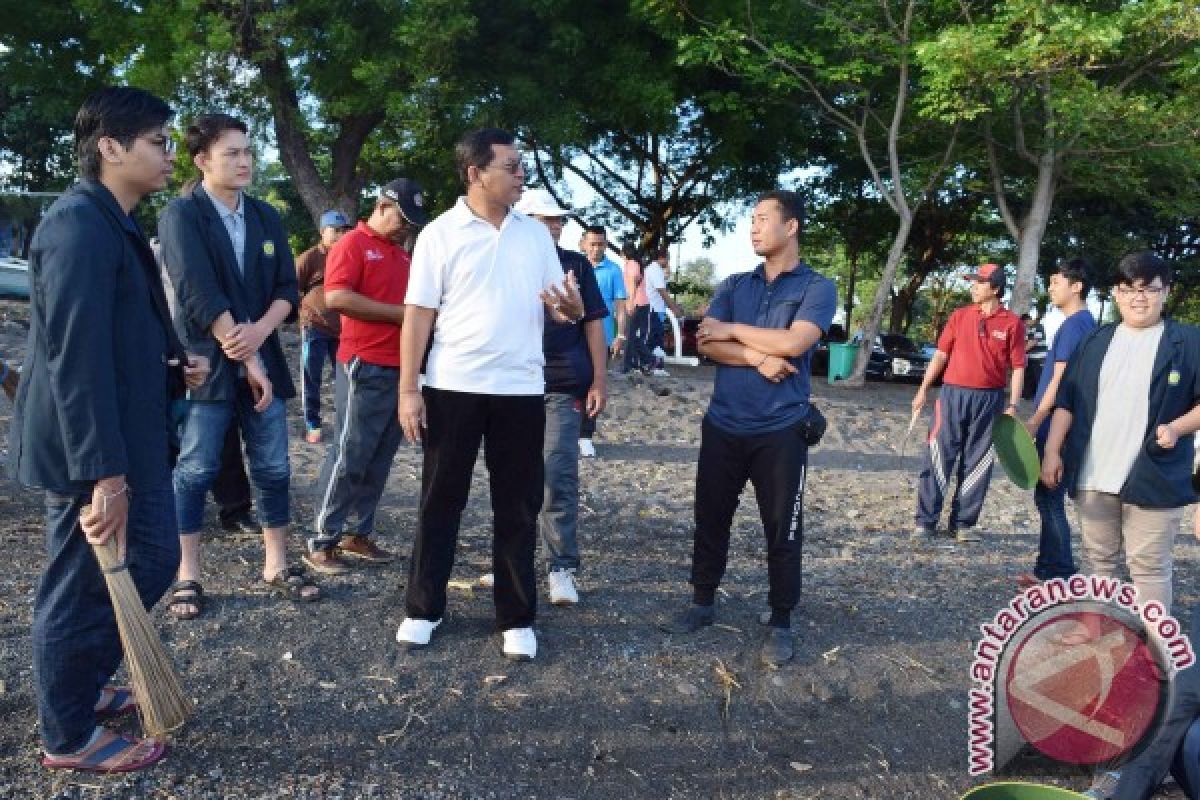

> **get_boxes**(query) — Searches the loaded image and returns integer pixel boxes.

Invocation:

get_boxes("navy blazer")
[7,181,186,493]
[1057,319,1200,508]
[158,185,299,403]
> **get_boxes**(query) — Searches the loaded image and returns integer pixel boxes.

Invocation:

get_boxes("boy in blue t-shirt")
[1019,258,1097,585]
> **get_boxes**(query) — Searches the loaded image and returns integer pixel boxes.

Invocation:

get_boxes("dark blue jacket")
[7,181,186,493]
[158,185,299,403]
[1057,319,1200,508]
[1114,610,1200,799]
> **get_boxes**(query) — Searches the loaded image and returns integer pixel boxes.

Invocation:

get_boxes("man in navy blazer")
[158,112,317,618]
[9,86,209,771]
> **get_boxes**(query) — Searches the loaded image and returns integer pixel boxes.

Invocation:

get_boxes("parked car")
[849,332,932,382]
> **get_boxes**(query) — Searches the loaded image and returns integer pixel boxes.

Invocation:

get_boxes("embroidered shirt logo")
[1169,370,1181,386]
[263,240,275,256]
[992,330,1008,341]
[365,249,384,262]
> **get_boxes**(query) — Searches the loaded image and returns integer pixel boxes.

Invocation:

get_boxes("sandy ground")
[0,295,1196,799]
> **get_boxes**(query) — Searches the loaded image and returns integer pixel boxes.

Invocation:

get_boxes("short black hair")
[582,225,607,239]
[1055,257,1093,298]
[455,128,515,186]
[756,189,804,240]
[75,86,173,181]
[184,113,248,158]
[1115,251,1172,289]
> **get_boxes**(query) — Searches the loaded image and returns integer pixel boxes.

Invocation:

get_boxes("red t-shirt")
[324,221,410,367]
[938,304,1027,389]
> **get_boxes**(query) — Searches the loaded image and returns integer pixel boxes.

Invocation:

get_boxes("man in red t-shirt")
[911,263,1026,543]
[304,178,429,574]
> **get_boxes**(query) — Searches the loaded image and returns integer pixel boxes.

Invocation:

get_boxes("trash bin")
[827,342,859,385]
[960,783,1085,800]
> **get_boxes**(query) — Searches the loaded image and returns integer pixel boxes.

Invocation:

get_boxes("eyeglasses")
[139,134,177,155]
[1115,285,1164,298]
[488,159,526,175]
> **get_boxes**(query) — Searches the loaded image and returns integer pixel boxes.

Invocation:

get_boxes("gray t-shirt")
[1078,322,1166,493]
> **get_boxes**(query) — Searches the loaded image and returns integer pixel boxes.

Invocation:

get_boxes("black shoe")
[760,627,794,667]
[660,603,715,634]
[220,508,259,535]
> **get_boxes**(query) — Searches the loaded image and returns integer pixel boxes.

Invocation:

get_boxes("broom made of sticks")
[85,507,193,737]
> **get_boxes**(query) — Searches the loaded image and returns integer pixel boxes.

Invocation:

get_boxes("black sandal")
[264,565,321,603]
[167,580,205,620]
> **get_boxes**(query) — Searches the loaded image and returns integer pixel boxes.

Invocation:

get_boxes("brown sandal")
[264,566,321,602]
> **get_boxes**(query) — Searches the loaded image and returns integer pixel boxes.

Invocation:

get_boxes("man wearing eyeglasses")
[295,209,352,444]
[912,263,1026,543]
[1042,252,1200,614]
[305,179,428,575]
[395,128,583,661]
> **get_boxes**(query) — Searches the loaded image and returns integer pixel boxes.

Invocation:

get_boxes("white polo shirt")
[405,197,563,395]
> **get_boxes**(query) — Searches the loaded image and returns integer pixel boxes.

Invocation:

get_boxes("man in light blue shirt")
[581,225,626,349]
[578,225,626,456]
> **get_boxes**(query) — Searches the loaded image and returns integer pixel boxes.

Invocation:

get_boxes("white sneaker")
[578,438,596,458]
[548,569,579,606]
[1082,771,1121,799]
[652,346,667,360]
[652,368,670,377]
[501,627,537,661]
[395,617,441,649]
[478,572,494,588]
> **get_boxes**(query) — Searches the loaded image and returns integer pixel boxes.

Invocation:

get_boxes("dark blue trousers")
[32,486,179,753]
[915,384,1004,531]
[622,305,654,373]
[301,327,339,431]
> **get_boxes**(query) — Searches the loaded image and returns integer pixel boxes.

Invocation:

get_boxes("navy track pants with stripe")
[915,384,1003,531]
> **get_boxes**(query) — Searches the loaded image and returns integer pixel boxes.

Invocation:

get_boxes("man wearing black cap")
[912,263,1026,543]
[305,179,427,574]
[295,209,352,444]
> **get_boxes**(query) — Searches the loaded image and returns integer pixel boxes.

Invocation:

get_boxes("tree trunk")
[257,49,375,227]
[844,247,859,325]
[843,210,914,387]
[1009,151,1057,316]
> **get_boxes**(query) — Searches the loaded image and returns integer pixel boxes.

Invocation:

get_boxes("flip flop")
[42,730,167,773]
[94,686,137,720]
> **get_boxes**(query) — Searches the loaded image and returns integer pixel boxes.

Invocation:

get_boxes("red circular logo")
[1005,610,1166,765]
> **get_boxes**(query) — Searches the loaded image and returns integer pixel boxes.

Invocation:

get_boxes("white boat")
[0,257,29,299]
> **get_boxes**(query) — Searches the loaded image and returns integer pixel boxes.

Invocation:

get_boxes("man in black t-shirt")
[514,189,608,606]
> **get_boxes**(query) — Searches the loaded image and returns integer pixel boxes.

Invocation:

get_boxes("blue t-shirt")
[705,262,837,435]
[544,247,609,397]
[590,257,627,346]
[1033,308,1097,444]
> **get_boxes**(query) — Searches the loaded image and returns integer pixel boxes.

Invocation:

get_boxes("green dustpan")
[992,414,1041,490]
[961,782,1085,799]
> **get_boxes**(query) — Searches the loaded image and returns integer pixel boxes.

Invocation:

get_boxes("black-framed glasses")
[140,134,177,155]
[1115,285,1164,298]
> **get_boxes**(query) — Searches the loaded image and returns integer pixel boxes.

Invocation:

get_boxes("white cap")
[514,188,571,218]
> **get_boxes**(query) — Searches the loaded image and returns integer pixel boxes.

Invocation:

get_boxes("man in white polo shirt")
[395,128,583,661]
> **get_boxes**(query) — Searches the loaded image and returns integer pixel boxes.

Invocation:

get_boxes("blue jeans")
[173,394,290,533]
[301,328,338,431]
[1172,719,1200,798]
[1032,479,1076,580]
[33,487,180,753]
[540,393,583,570]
